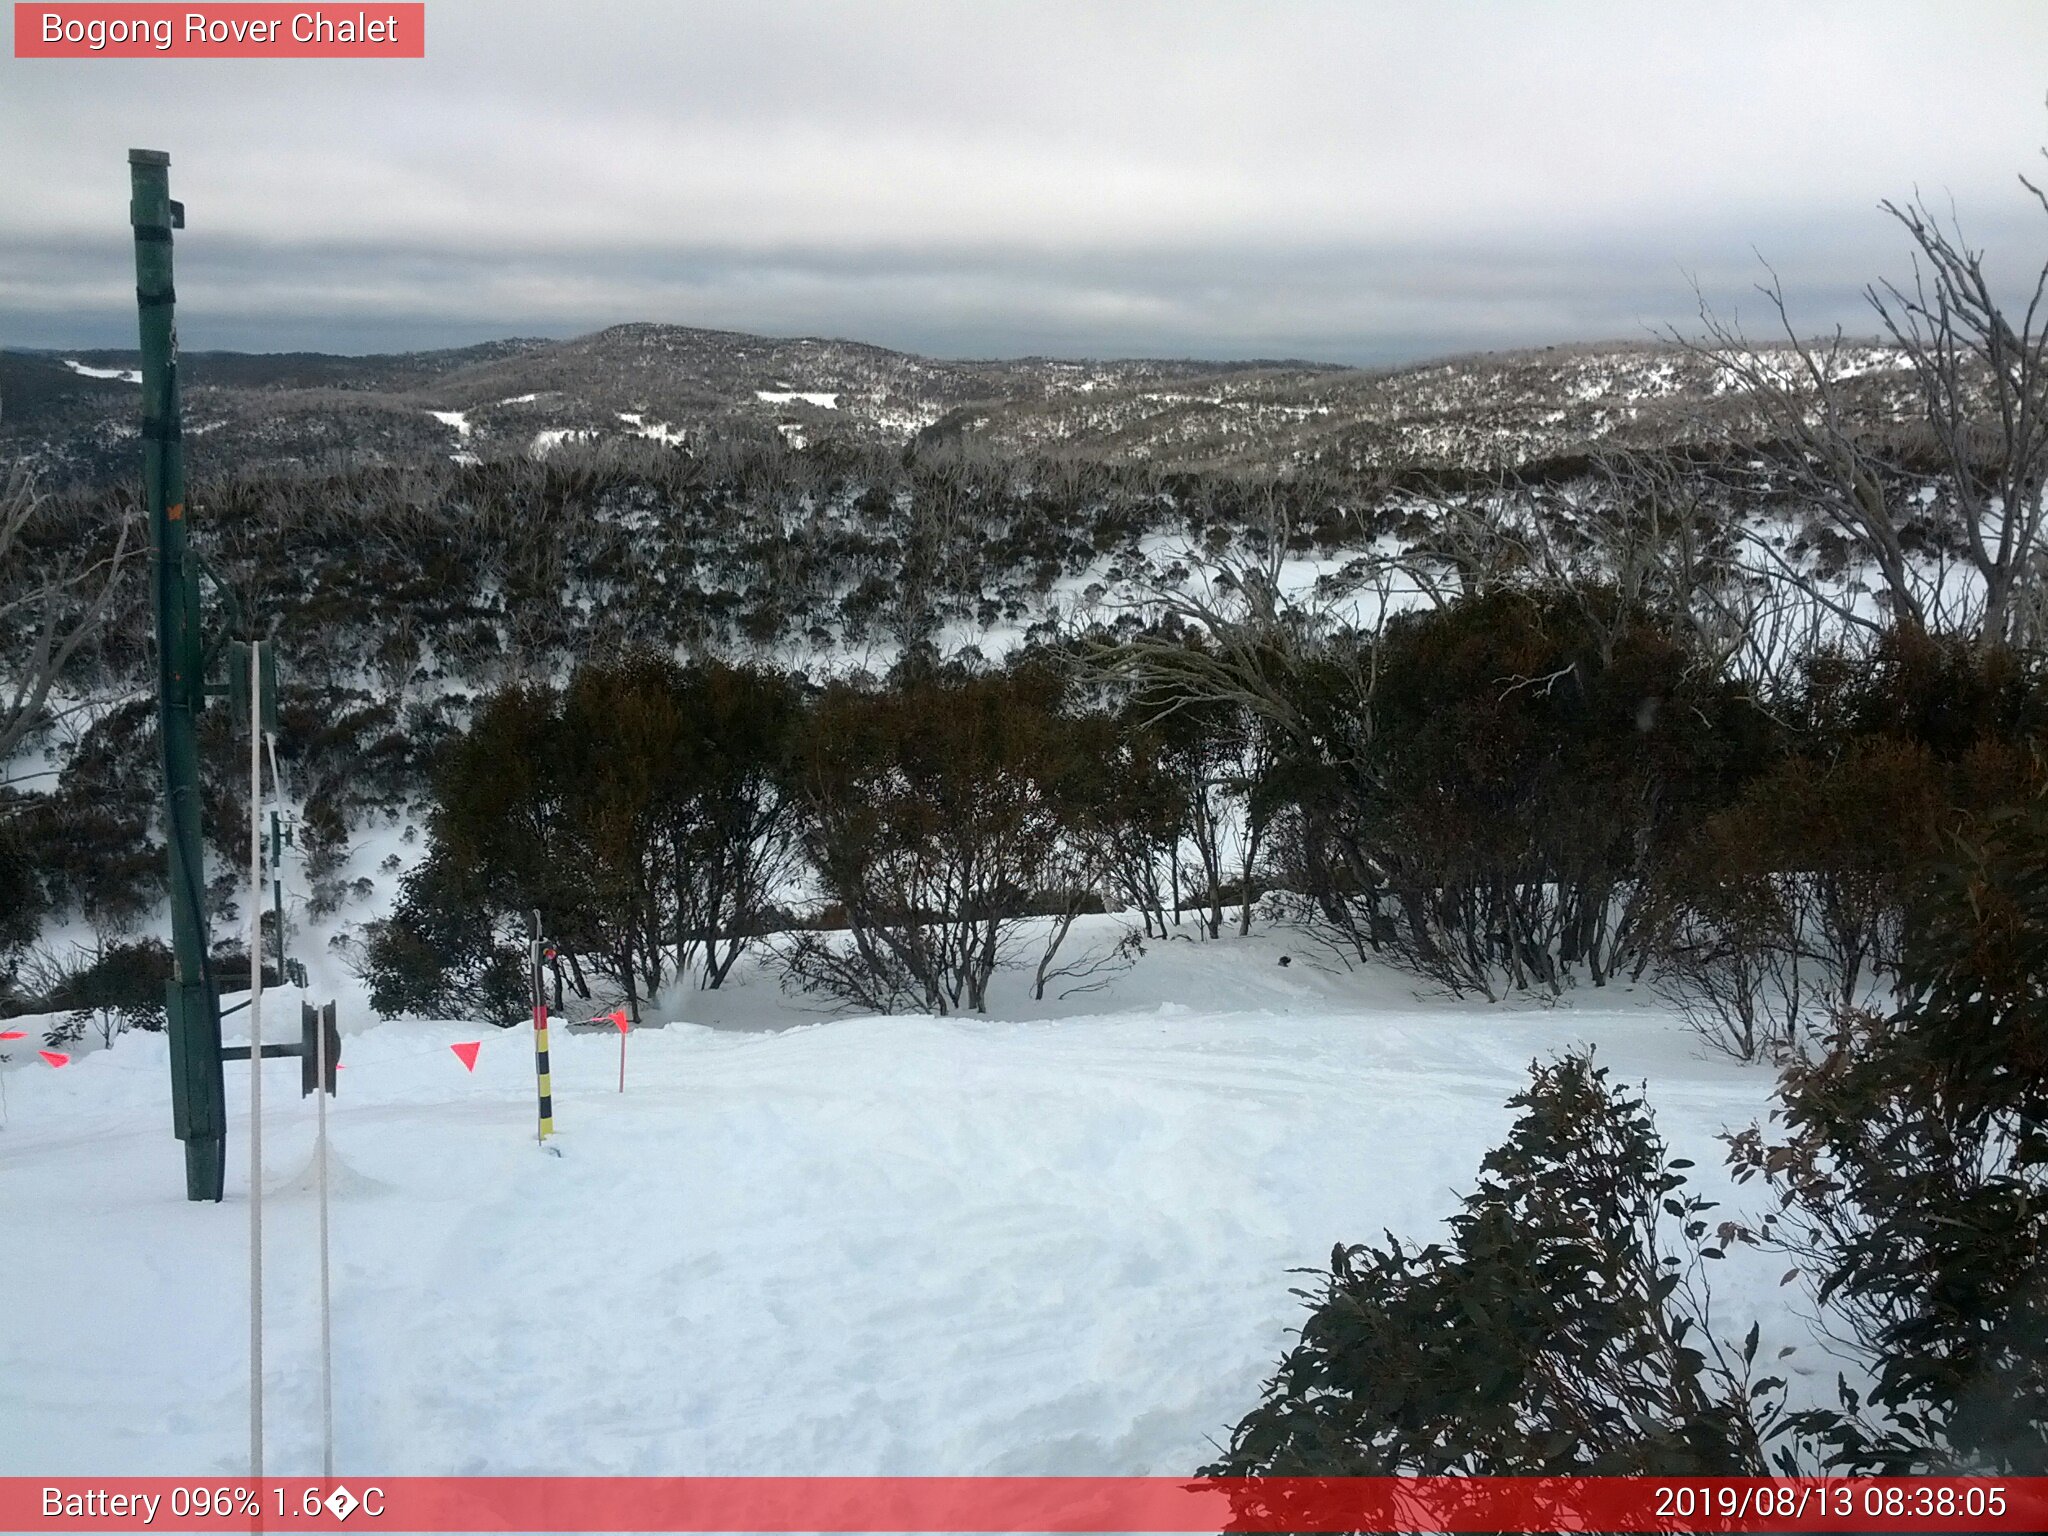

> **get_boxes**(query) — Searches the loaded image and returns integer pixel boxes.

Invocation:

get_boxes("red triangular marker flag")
[610,1009,629,1032]
[39,1050,69,1068]
[0,1030,27,1040]
[450,1041,481,1072]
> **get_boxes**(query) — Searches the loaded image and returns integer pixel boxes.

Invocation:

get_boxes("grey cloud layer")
[2,0,2042,361]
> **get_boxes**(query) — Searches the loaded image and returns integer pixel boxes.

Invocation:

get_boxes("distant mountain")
[64,336,551,392]
[2,323,1913,488]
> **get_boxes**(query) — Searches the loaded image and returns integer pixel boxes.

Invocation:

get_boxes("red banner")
[2,1477,2044,1532]
[13,5,424,58]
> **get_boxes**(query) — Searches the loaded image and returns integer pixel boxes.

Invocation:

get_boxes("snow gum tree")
[363,654,801,1022]
[784,667,1088,1015]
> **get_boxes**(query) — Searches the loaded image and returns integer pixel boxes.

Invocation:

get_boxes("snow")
[529,428,596,459]
[426,410,471,438]
[61,359,142,384]
[756,390,841,410]
[0,920,1801,1478]
[618,411,686,447]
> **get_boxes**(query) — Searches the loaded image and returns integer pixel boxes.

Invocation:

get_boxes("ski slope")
[1,925,1796,1477]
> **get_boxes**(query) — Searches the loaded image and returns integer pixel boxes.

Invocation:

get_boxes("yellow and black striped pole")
[529,911,554,1143]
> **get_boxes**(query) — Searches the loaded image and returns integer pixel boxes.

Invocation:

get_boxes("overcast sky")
[2,0,2044,364]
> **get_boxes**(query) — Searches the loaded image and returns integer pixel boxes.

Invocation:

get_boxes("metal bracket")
[221,1041,298,1060]
[221,1006,337,1101]
[194,553,248,639]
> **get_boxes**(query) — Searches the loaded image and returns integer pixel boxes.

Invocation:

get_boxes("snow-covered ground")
[530,428,597,459]
[756,390,840,409]
[61,359,142,384]
[0,920,1804,1479]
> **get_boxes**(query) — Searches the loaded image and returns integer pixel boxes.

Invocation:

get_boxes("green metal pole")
[131,148,225,1202]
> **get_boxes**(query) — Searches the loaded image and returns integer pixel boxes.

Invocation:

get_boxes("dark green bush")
[358,852,526,1026]
[1206,1053,1783,1480]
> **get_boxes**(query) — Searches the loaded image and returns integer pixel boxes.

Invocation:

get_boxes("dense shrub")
[0,793,51,959]
[785,667,1084,1014]
[363,655,803,1022]
[1205,1054,1785,1481]
[359,851,527,1026]
[15,701,161,930]
[1239,587,1761,998]
[1649,632,2045,1059]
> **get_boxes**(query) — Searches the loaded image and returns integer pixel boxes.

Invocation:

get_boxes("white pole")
[264,725,335,1477]
[248,640,265,1484]
[316,1001,333,1479]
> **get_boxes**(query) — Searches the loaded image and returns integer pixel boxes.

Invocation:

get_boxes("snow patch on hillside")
[530,428,596,459]
[618,412,686,447]
[62,360,142,384]
[757,390,840,409]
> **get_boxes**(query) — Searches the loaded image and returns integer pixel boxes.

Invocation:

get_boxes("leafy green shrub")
[357,853,526,1025]
[1206,1054,1783,1478]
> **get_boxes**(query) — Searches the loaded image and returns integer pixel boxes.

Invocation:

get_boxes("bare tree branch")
[0,468,136,766]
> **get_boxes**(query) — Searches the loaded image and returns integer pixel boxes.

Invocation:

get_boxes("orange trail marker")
[40,1050,69,1068]
[612,1009,630,1093]
[450,1041,481,1073]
